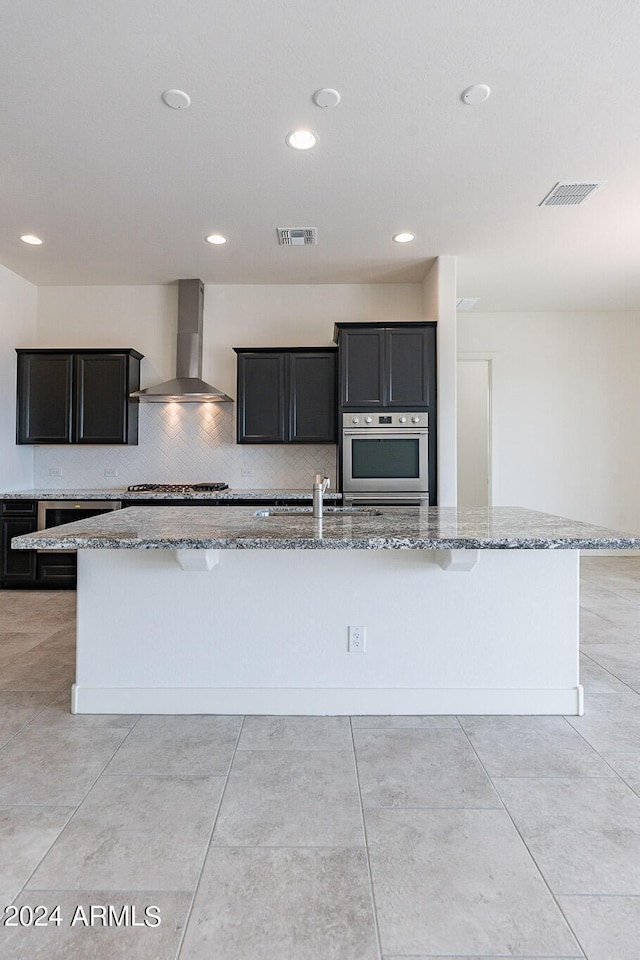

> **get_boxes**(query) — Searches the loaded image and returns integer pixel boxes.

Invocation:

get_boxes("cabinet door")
[0,516,37,585]
[36,553,77,586]
[289,352,337,442]
[75,353,130,443]
[16,353,73,443]
[340,329,385,407]
[386,326,435,407]
[237,353,287,442]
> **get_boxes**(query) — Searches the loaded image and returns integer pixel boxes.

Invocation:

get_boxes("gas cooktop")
[127,483,229,493]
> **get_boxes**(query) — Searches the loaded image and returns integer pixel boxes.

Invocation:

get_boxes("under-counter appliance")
[341,411,429,506]
[36,500,121,555]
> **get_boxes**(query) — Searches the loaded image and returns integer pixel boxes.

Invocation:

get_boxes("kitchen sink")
[254,507,383,518]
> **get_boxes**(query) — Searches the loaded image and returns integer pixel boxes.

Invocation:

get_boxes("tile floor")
[0,557,639,958]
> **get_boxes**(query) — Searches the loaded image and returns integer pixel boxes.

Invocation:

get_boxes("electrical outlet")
[104,467,118,478]
[348,625,366,652]
[49,467,63,477]
[241,468,252,477]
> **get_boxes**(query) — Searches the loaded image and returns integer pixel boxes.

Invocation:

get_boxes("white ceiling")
[2,0,639,310]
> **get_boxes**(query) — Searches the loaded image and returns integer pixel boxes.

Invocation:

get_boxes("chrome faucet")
[313,475,330,518]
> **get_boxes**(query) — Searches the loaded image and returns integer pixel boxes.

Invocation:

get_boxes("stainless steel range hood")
[131,279,233,402]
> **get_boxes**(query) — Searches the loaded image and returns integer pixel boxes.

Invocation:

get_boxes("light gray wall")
[458,310,640,535]
[33,282,423,489]
[0,265,37,491]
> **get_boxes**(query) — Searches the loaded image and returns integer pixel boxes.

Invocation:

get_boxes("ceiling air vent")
[456,297,480,311]
[277,227,317,245]
[539,181,605,206]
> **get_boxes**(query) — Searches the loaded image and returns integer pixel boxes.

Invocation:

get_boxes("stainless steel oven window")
[351,437,421,479]
[342,429,428,493]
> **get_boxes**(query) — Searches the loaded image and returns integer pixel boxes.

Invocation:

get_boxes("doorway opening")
[457,356,492,507]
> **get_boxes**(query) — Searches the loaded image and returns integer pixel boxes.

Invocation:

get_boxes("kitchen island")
[13,506,640,717]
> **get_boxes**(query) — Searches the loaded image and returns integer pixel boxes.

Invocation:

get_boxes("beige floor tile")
[106,714,241,775]
[28,774,225,891]
[0,632,59,667]
[460,716,613,777]
[0,891,191,960]
[566,686,640,755]
[495,776,640,894]
[580,594,640,638]
[559,895,640,960]
[365,807,579,957]
[0,692,53,746]
[354,728,499,808]
[579,653,631,694]
[212,750,363,846]
[0,725,131,804]
[604,755,640,798]
[580,642,640,680]
[0,806,73,906]
[180,846,377,960]
[351,715,459,729]
[0,644,75,691]
[580,608,639,644]
[28,691,137,731]
[237,716,352,751]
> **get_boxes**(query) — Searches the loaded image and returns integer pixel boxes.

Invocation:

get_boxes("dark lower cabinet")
[16,348,143,445]
[1,497,331,589]
[234,347,337,444]
[1,500,77,590]
[0,502,37,587]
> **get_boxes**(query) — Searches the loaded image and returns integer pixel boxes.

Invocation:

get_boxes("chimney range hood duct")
[131,279,233,402]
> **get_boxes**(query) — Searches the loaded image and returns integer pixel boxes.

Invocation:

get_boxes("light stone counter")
[14,506,637,719]
[11,505,640,551]
[0,488,342,502]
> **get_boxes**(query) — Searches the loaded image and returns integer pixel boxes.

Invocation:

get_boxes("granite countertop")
[11,505,640,551]
[0,488,341,501]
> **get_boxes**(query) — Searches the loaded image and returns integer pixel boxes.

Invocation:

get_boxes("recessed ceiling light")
[461,84,491,105]
[162,89,191,110]
[206,234,227,245]
[20,234,43,245]
[392,232,415,243]
[286,129,317,151]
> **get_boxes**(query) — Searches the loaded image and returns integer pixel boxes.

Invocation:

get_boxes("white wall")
[0,264,37,490]
[33,283,423,489]
[204,283,424,399]
[458,311,640,535]
[423,257,457,505]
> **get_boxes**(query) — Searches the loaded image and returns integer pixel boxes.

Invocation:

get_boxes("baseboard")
[71,684,583,716]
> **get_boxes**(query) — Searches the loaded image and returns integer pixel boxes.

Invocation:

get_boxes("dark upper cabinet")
[16,353,74,443]
[289,352,336,442]
[335,323,436,409]
[16,349,143,445]
[234,348,337,444]
[338,329,385,407]
[236,352,287,442]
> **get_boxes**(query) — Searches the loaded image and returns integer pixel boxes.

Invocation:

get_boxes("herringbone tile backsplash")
[33,404,337,490]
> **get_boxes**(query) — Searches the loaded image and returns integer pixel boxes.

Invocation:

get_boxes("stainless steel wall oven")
[341,412,429,505]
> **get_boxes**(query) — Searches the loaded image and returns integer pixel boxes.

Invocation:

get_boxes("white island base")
[72,547,582,716]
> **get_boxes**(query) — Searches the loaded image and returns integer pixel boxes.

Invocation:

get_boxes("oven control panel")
[342,412,428,428]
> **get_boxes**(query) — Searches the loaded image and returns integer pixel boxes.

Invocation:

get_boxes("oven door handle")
[342,430,428,437]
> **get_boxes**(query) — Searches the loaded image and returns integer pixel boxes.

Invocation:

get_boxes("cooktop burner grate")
[127,483,229,493]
